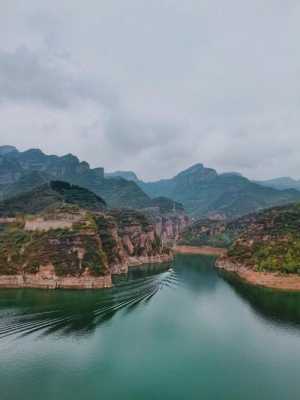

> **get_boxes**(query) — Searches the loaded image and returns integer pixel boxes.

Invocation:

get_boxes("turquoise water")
[1,255,300,400]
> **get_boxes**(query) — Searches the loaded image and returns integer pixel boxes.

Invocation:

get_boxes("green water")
[1,255,300,400]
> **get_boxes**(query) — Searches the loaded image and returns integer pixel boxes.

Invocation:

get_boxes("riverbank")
[0,273,113,290]
[0,254,173,290]
[174,245,227,256]
[175,245,300,291]
[216,258,300,291]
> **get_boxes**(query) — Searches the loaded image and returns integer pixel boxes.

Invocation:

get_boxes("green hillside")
[182,203,300,274]
[0,146,151,209]
[0,181,106,217]
[138,164,300,218]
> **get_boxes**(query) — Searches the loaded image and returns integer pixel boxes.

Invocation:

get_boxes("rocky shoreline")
[216,257,300,292]
[174,245,300,292]
[0,253,173,290]
[174,245,227,256]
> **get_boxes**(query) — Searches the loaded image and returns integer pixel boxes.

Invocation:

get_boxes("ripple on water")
[0,264,179,340]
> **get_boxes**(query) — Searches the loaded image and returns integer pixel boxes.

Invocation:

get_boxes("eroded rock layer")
[0,206,188,289]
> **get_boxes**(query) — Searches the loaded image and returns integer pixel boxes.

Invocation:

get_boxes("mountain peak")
[0,145,18,155]
[105,170,139,182]
[220,172,243,177]
[175,163,217,182]
[176,163,204,176]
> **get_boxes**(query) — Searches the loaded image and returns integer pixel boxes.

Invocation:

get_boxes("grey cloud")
[103,112,179,154]
[0,46,118,109]
[0,1,300,181]
[98,110,197,180]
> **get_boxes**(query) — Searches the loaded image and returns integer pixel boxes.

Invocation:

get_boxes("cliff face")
[180,218,229,248]
[207,203,300,276]
[0,206,185,289]
[220,204,300,274]
[153,214,189,244]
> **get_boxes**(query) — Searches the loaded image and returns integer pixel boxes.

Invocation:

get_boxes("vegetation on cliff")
[0,181,106,217]
[0,217,109,277]
[0,201,172,280]
[227,204,300,273]
[183,203,300,274]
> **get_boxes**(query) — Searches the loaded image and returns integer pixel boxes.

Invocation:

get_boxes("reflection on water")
[1,255,300,341]
[172,254,218,292]
[0,263,176,339]
[220,270,300,329]
[2,255,300,400]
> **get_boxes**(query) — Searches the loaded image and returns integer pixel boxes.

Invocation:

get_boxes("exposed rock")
[174,245,226,256]
[216,257,300,291]
[0,273,112,289]
[0,206,182,289]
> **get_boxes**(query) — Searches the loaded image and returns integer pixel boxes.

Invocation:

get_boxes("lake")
[1,255,300,400]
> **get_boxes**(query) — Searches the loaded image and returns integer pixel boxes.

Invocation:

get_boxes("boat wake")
[0,265,180,340]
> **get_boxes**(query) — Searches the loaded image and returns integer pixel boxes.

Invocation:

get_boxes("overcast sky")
[0,1,299,181]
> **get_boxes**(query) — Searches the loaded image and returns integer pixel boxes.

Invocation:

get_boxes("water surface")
[1,255,300,400]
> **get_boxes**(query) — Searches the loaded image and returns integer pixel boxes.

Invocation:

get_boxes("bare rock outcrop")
[0,207,180,289]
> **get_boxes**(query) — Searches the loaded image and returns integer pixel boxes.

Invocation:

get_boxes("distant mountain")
[148,197,184,214]
[0,146,151,209]
[0,145,18,156]
[3,171,49,199]
[256,177,300,191]
[3,146,299,219]
[105,170,139,182]
[136,163,300,219]
[0,181,107,217]
[220,172,243,177]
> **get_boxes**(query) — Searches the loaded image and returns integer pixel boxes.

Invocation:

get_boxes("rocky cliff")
[217,203,300,275]
[180,203,300,290]
[0,204,188,289]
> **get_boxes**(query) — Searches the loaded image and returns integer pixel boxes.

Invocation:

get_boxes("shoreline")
[0,274,113,290]
[216,258,300,292]
[0,254,173,290]
[175,245,300,292]
[3,248,300,292]
[174,245,227,256]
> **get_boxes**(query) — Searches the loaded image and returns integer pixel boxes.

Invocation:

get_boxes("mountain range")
[1,145,300,219]
[0,146,150,209]
[256,177,300,191]
[111,163,300,219]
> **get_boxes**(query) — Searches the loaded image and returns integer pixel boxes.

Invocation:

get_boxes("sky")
[0,0,300,181]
